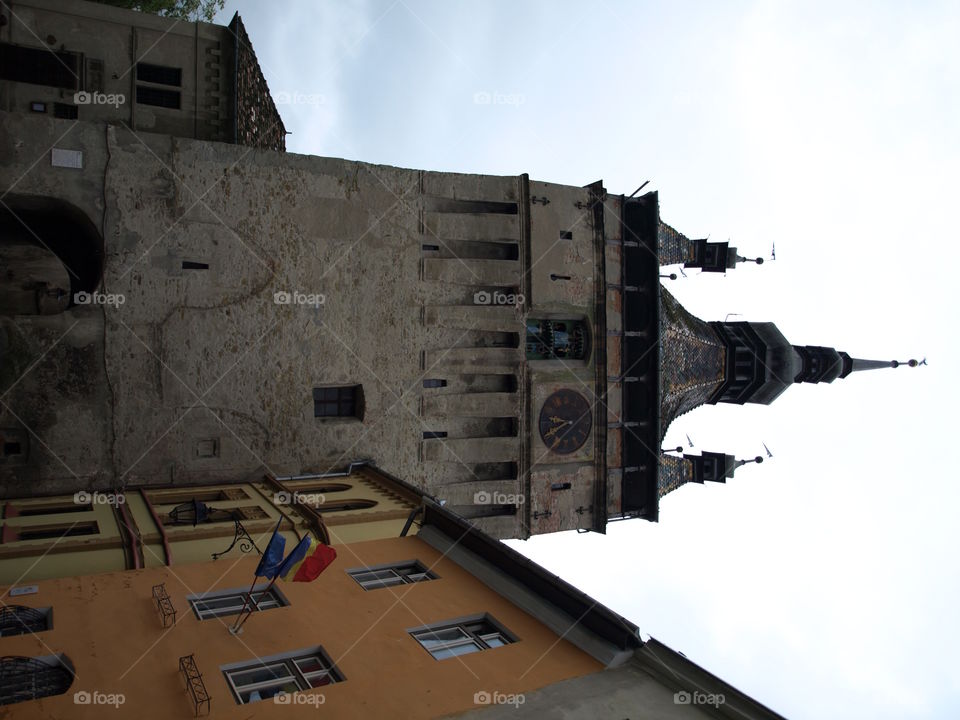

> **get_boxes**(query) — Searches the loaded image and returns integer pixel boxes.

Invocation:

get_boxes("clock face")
[538,389,593,455]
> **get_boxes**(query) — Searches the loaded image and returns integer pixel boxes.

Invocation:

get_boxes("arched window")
[315,499,377,513]
[288,483,352,494]
[525,320,589,361]
[0,606,52,637]
[0,655,74,706]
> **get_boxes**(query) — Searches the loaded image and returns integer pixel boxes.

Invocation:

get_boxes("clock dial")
[538,389,592,455]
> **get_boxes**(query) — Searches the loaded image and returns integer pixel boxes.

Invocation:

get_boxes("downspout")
[273,460,373,482]
[115,497,142,570]
[400,506,423,537]
[139,489,172,566]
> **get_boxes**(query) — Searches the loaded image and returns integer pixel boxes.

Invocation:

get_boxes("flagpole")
[232,575,280,633]
[229,575,262,633]
[230,518,282,633]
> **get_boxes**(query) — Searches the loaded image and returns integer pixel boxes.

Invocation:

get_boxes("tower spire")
[794,347,924,384]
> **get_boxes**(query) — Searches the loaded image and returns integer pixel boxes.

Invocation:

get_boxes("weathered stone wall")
[0,111,608,539]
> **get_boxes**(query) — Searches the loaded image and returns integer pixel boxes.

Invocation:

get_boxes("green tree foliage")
[93,0,226,23]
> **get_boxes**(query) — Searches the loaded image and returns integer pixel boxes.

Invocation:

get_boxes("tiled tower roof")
[659,288,726,440]
[657,454,694,498]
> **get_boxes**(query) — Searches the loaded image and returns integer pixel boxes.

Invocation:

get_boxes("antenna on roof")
[686,434,694,448]
[762,442,773,458]
[628,180,650,198]
[770,242,776,261]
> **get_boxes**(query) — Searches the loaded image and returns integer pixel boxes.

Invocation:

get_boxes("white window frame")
[222,647,341,704]
[187,584,288,620]
[347,560,436,590]
[410,615,514,660]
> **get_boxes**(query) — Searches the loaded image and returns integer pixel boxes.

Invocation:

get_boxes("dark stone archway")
[0,194,104,310]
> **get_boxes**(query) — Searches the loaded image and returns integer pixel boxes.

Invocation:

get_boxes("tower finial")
[842,355,925,376]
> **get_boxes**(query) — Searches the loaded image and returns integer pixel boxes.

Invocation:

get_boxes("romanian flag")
[278,535,337,583]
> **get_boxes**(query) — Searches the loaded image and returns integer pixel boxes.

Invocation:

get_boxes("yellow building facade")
[0,464,420,585]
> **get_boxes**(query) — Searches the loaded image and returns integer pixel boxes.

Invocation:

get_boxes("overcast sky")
[214,2,960,717]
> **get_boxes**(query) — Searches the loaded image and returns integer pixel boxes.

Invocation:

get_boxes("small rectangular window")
[182,261,209,270]
[0,43,79,90]
[15,522,99,541]
[222,647,342,704]
[15,502,93,517]
[559,230,573,240]
[410,616,514,660]
[136,85,181,109]
[52,103,78,120]
[422,379,447,388]
[149,487,248,505]
[313,386,360,418]
[136,62,182,86]
[189,585,287,620]
[348,561,436,590]
[422,431,447,439]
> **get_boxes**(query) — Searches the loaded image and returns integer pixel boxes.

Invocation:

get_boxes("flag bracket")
[211,517,263,561]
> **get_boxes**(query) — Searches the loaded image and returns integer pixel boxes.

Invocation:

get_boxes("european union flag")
[255,521,286,579]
